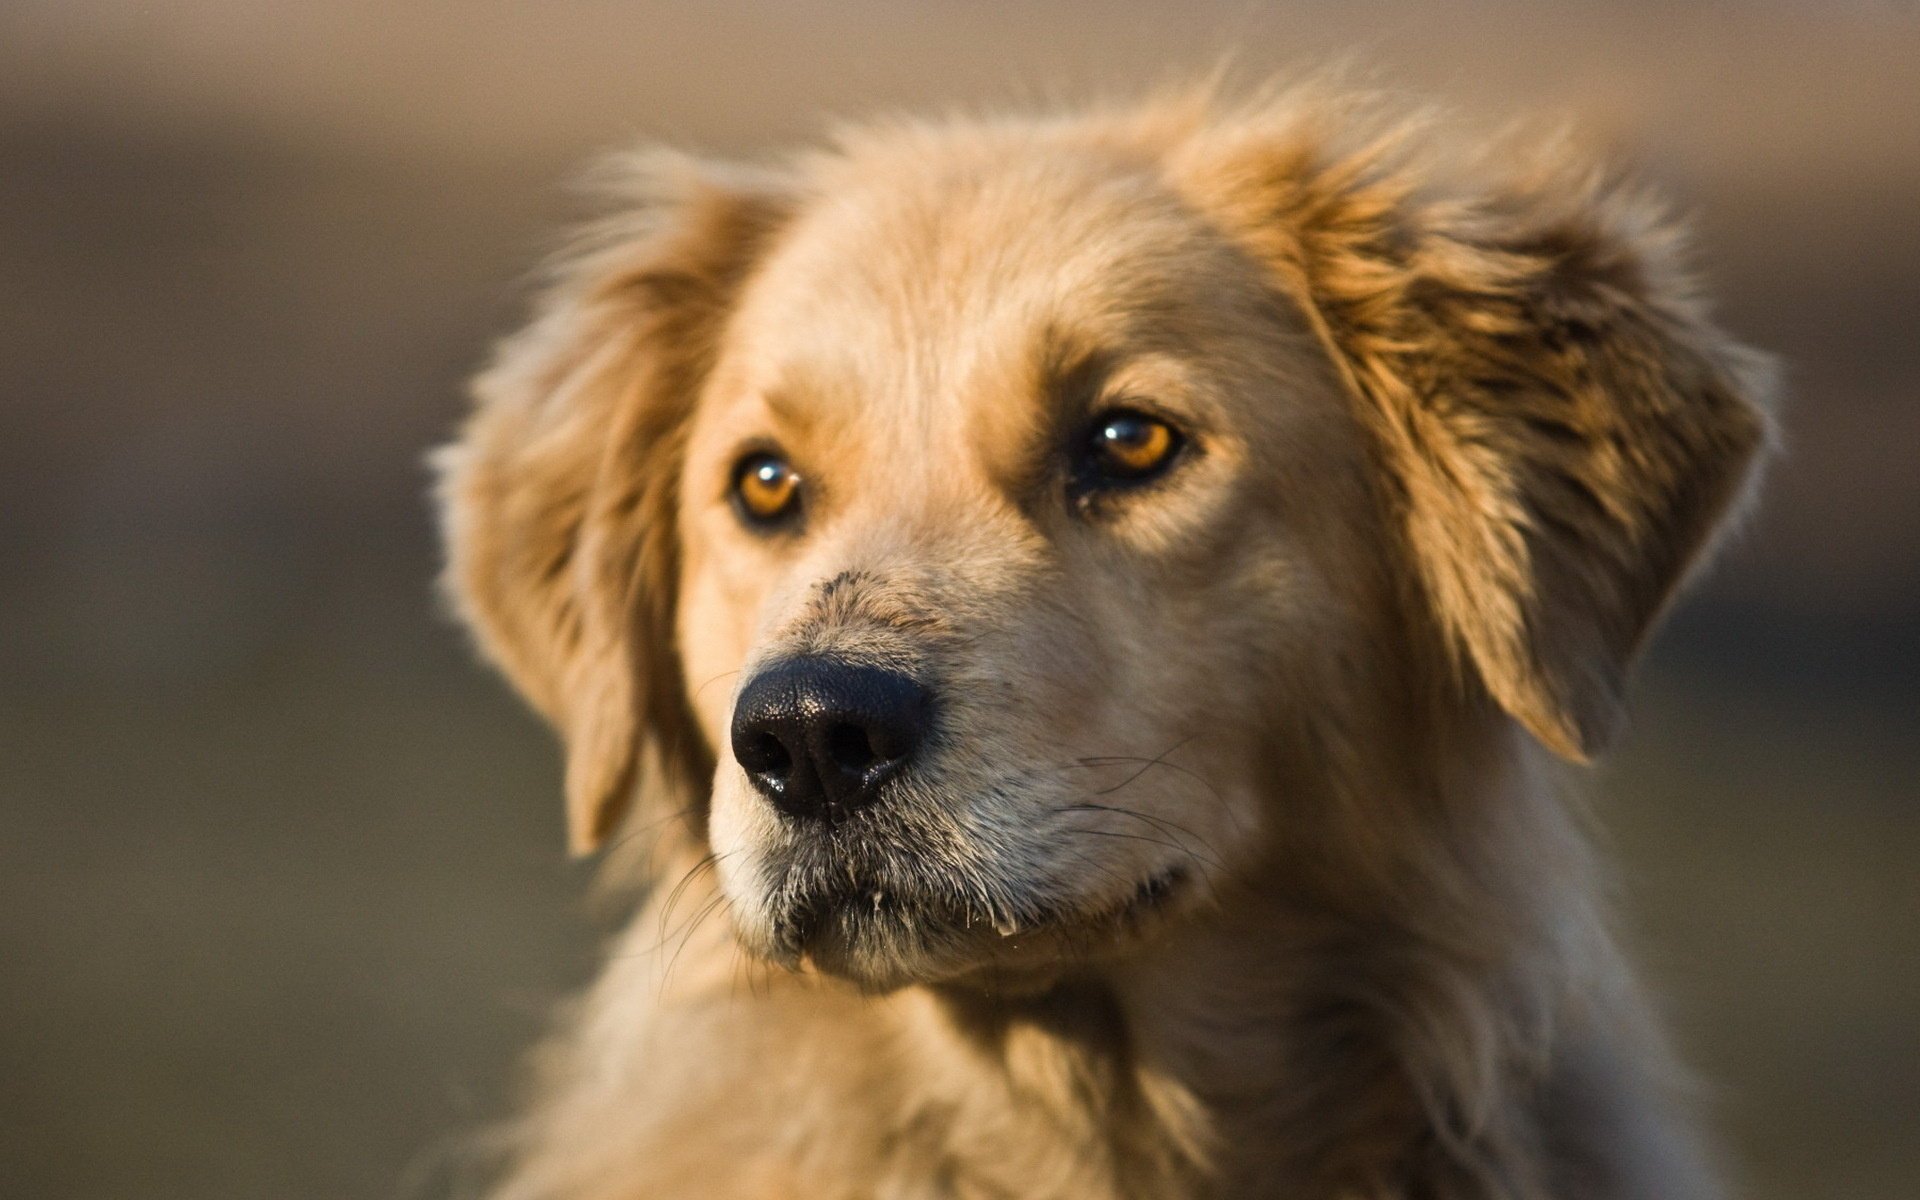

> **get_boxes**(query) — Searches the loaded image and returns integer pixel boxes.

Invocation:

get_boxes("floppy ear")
[437,152,787,852]
[1175,116,1775,759]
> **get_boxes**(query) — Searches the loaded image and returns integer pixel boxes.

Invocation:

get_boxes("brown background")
[2,4,1915,1198]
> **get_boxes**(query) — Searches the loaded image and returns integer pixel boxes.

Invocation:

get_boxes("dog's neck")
[905,714,1616,1197]
[511,713,1703,1200]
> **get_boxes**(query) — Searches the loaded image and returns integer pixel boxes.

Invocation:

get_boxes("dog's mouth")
[762,862,1193,988]
[1105,864,1189,921]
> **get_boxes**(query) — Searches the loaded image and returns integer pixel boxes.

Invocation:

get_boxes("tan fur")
[437,84,1774,1200]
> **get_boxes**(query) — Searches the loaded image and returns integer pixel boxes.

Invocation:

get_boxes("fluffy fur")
[436,84,1774,1199]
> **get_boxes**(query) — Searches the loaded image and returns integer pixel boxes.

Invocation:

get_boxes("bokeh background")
[2,3,1914,1197]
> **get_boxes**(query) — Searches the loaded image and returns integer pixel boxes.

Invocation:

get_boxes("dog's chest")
[610,971,1205,1200]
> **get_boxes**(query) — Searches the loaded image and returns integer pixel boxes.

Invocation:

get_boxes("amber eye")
[731,452,803,527]
[1082,409,1182,483]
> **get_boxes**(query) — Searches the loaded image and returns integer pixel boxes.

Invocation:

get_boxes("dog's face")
[441,100,1772,992]
[680,146,1377,986]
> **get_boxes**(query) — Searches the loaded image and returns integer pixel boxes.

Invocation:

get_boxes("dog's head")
[440,95,1772,990]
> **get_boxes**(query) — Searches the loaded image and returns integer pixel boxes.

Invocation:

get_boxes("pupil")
[1074,409,1180,498]
[735,453,800,525]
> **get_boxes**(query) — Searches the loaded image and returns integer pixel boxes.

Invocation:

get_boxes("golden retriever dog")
[437,83,1774,1199]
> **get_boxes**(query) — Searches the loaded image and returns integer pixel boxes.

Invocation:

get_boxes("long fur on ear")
[1167,99,1776,759]
[437,152,788,852]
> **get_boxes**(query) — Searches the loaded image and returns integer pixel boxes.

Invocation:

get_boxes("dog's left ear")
[1176,120,1776,759]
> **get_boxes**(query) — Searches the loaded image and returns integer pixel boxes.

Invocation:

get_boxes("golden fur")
[436,84,1774,1199]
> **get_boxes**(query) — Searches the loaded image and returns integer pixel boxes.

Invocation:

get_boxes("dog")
[436,83,1774,1199]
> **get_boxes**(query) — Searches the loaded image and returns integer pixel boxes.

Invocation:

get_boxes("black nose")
[730,657,933,823]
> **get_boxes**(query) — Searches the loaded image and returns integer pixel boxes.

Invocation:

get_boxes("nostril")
[824,722,878,776]
[738,730,792,777]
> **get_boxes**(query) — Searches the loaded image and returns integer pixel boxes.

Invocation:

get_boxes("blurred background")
[1,3,1914,1197]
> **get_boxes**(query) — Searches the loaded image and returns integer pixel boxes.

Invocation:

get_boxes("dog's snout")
[730,658,932,822]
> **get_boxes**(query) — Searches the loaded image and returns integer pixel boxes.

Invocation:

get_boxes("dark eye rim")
[1068,404,1190,506]
[729,448,805,531]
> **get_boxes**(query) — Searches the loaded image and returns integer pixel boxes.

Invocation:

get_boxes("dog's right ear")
[1164,102,1773,761]
[437,152,788,854]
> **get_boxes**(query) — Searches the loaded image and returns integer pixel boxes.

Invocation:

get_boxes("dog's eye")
[732,452,803,527]
[1079,409,1183,485]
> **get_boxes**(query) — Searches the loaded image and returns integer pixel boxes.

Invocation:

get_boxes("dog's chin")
[734,865,1194,993]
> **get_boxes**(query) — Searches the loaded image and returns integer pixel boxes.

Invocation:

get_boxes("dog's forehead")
[720,137,1248,432]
